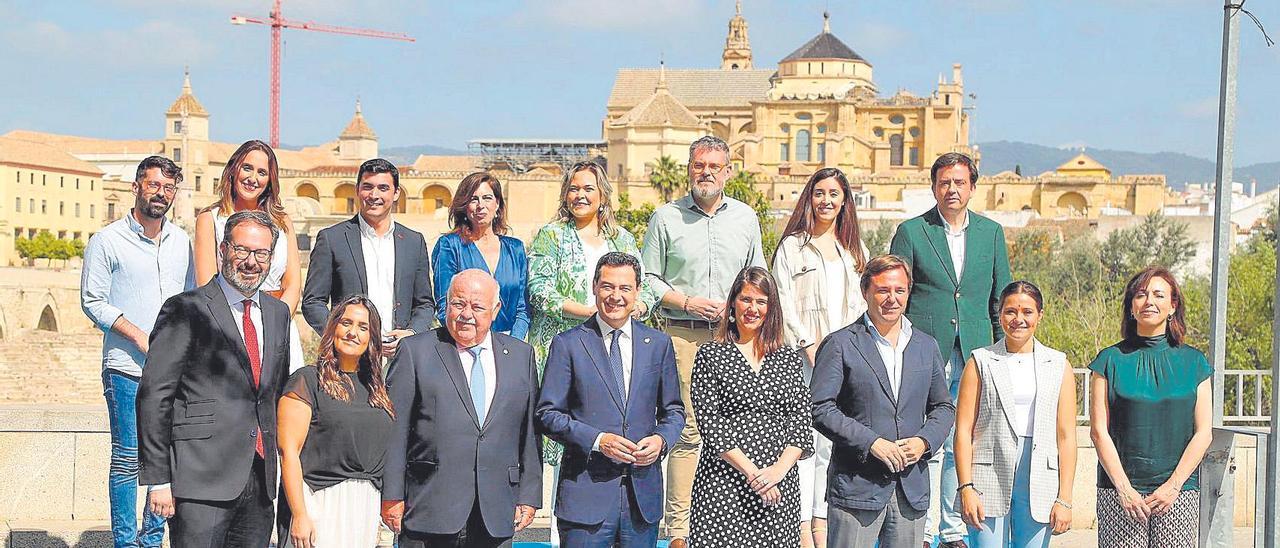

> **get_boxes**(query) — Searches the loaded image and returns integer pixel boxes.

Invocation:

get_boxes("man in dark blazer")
[889,152,1011,548]
[812,255,956,548]
[301,158,434,352]
[381,269,542,548]
[137,210,292,547]
[537,252,685,547]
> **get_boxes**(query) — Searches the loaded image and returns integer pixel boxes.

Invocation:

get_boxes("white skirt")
[284,478,382,547]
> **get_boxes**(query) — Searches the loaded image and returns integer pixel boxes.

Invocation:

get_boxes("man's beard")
[221,258,266,294]
[137,197,172,219]
[692,183,722,202]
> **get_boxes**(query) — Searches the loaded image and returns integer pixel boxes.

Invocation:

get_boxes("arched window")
[780,142,790,162]
[818,142,826,164]
[796,130,812,162]
[889,134,904,166]
[334,183,357,214]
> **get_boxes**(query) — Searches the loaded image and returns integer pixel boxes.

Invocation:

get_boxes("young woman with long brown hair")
[772,167,868,547]
[194,139,304,371]
[278,296,395,548]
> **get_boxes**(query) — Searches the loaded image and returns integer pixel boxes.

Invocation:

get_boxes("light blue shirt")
[80,210,194,376]
[864,313,913,400]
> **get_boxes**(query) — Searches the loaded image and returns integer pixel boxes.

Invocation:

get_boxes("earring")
[728,314,735,323]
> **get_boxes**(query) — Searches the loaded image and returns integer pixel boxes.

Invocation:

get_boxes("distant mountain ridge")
[381,144,468,165]
[976,140,1279,193]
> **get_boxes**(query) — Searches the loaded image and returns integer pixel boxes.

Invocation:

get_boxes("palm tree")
[647,155,686,202]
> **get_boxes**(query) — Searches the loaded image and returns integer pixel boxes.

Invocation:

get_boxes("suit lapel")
[436,337,481,430]
[483,336,515,433]
[851,320,898,408]
[1031,340,1063,439]
[626,320,654,417]
[959,215,986,287]
[582,318,626,413]
[257,299,281,393]
[985,341,1021,435]
[391,224,411,326]
[920,209,960,288]
[344,217,369,293]
[202,281,255,389]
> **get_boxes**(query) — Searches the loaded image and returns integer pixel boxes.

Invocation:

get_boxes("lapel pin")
[643,337,651,344]
[502,348,509,355]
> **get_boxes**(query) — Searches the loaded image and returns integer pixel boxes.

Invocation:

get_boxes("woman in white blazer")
[953,281,1077,547]
[772,167,868,548]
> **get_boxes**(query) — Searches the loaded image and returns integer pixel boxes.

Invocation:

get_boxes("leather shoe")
[669,538,689,548]
[940,541,969,548]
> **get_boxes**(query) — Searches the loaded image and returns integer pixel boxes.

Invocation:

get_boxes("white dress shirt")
[457,332,497,418]
[218,275,264,360]
[592,316,634,452]
[940,208,970,281]
[866,313,913,400]
[358,214,397,335]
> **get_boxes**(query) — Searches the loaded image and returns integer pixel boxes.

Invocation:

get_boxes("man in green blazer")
[889,151,1011,548]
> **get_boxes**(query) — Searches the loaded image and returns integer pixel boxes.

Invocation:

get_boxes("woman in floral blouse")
[527,160,659,465]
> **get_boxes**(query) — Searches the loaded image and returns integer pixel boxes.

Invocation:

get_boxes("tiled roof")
[2,130,163,155]
[411,155,480,173]
[1057,152,1110,173]
[781,32,865,63]
[0,136,105,175]
[166,72,208,117]
[339,100,377,140]
[612,87,702,128]
[608,68,774,109]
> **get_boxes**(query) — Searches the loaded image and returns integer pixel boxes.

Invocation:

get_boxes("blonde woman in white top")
[772,167,868,548]
[953,281,1077,548]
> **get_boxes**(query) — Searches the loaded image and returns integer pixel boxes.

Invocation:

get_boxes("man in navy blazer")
[811,255,956,548]
[381,269,542,548]
[537,252,685,547]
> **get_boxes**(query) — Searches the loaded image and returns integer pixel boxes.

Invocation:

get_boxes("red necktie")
[242,300,264,457]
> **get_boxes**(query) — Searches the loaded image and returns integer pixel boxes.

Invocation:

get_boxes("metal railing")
[1072,368,1272,424]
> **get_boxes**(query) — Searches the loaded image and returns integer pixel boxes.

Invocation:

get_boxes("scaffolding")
[467,138,606,173]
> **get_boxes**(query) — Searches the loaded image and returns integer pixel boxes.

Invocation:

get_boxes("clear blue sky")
[1,0,1276,165]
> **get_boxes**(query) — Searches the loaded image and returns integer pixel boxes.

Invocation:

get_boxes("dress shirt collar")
[595,315,632,342]
[678,194,729,217]
[936,207,970,236]
[863,313,913,346]
[358,213,396,240]
[457,331,494,355]
[217,274,261,308]
[126,208,173,241]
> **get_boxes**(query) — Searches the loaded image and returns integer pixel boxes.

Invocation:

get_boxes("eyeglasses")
[142,181,179,195]
[690,162,729,175]
[228,244,273,263]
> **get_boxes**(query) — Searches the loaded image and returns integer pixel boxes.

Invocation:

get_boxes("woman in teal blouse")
[527,160,658,465]
[432,172,529,339]
[1088,266,1212,548]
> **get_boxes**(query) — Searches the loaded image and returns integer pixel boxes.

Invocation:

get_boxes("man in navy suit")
[537,252,685,547]
[811,255,956,548]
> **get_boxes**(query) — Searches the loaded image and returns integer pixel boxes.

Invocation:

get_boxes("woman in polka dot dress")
[689,266,815,547]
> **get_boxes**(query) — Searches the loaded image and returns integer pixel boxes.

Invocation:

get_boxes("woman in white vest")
[772,167,868,548]
[953,281,1077,547]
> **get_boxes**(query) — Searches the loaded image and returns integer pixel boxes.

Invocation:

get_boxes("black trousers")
[169,456,275,548]
[400,499,508,548]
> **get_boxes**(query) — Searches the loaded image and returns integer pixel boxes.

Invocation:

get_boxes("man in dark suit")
[301,158,434,353]
[811,255,956,548]
[537,252,685,547]
[381,269,542,548]
[137,210,292,547]
[889,152,1011,548]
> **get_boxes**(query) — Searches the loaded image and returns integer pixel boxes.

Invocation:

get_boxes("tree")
[724,170,780,260]
[1261,201,1278,243]
[1099,213,1195,283]
[647,155,686,203]
[862,220,897,257]
[14,232,86,268]
[615,193,657,243]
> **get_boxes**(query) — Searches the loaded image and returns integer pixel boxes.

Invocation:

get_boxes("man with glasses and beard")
[137,210,293,547]
[640,135,766,547]
[81,155,194,547]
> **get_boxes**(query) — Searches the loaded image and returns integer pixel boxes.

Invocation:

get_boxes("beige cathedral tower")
[338,99,379,162]
[721,0,753,70]
[164,69,211,225]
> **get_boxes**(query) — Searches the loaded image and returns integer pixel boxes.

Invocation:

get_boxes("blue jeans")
[103,370,166,548]
[973,437,1050,548]
[926,347,969,544]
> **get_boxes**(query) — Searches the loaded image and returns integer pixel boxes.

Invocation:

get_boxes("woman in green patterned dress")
[528,160,659,467]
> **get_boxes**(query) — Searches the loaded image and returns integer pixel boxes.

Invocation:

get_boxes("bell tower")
[721,0,753,70]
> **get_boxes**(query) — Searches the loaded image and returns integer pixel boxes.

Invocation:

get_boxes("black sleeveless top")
[284,366,393,491]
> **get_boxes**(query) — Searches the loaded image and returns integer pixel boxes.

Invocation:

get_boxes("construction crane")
[231,0,414,148]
